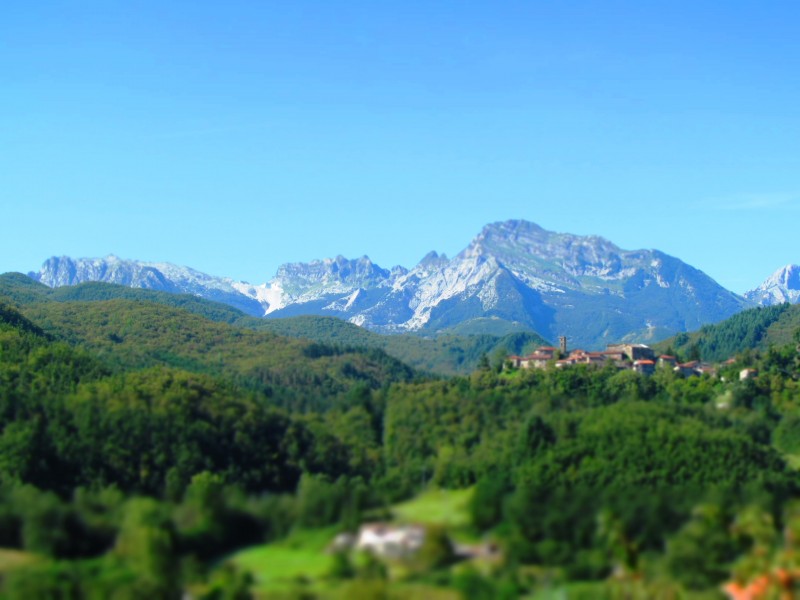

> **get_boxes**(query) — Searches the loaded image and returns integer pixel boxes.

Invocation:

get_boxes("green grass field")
[784,452,800,470]
[227,526,339,597]
[391,487,474,529]
[0,548,41,574]
[225,487,479,597]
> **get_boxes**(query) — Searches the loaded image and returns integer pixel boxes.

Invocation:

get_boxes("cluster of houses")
[507,339,743,379]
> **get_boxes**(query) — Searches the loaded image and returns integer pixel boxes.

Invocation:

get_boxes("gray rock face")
[744,265,800,306]
[29,255,265,316]
[28,220,752,348]
[273,255,393,297]
[367,220,749,346]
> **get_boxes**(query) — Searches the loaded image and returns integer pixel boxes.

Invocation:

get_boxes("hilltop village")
[507,339,753,380]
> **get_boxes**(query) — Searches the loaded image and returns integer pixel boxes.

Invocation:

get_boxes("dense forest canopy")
[0,273,549,376]
[657,301,800,362]
[2,276,800,598]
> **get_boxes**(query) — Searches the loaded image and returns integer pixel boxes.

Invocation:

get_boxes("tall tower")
[559,336,567,356]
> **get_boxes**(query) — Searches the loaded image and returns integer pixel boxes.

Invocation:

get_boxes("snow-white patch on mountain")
[324,290,362,312]
[745,265,800,305]
[230,281,284,315]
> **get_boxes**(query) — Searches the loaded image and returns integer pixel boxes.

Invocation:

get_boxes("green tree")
[114,497,180,598]
[665,503,738,590]
[201,562,253,600]
[410,524,454,572]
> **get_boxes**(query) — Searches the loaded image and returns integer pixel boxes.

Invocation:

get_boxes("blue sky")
[2,1,799,293]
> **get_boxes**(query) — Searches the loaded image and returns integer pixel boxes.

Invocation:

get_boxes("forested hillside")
[2,278,800,598]
[0,272,248,324]
[656,302,800,361]
[7,303,412,415]
[0,273,549,375]
[254,314,548,375]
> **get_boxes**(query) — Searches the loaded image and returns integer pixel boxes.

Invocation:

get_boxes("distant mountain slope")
[0,274,547,375]
[254,315,549,375]
[408,220,749,347]
[745,265,800,306]
[27,219,750,348]
[0,297,47,338]
[30,255,265,316]
[13,298,415,413]
[654,302,800,362]
[1,272,249,324]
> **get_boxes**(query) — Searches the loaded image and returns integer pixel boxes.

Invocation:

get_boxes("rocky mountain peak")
[470,219,617,254]
[461,220,634,283]
[417,251,449,269]
[770,264,800,288]
[275,255,390,287]
[745,264,800,306]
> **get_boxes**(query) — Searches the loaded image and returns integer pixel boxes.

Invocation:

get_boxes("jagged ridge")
[27,220,751,348]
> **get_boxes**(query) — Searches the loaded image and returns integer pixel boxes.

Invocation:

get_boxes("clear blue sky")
[3,1,799,293]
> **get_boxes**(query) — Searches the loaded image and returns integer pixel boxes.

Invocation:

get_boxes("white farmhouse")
[355,523,426,559]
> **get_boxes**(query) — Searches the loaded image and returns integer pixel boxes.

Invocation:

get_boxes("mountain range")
[28,219,793,349]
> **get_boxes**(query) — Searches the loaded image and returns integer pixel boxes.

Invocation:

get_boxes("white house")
[355,523,426,559]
